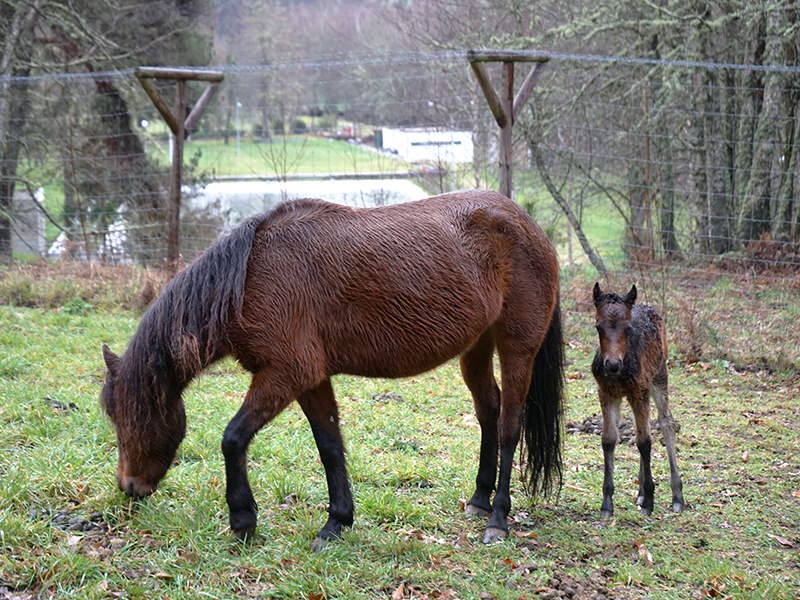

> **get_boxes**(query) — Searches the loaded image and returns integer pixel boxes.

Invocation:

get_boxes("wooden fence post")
[467,50,549,200]
[135,67,224,272]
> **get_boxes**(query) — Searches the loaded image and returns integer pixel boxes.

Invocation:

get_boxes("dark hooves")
[231,524,256,542]
[464,503,492,518]
[311,536,331,552]
[673,502,684,513]
[481,526,508,544]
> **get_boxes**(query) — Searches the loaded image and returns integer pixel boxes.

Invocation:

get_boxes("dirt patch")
[566,414,669,446]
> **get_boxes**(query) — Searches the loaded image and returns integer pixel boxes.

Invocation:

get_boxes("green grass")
[1,295,798,599]
[152,135,413,178]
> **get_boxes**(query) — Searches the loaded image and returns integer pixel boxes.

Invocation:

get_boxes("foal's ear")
[624,285,637,308]
[592,282,604,307]
[102,344,120,375]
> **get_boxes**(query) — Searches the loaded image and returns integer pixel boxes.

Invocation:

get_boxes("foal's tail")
[521,299,565,498]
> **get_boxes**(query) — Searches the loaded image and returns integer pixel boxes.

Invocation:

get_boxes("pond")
[192,178,430,226]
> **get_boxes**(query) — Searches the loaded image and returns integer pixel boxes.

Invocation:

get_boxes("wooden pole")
[167,80,187,270]
[468,50,549,201]
[499,62,514,200]
[135,67,224,272]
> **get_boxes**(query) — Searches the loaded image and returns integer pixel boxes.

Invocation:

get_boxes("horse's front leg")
[297,380,353,552]
[221,372,292,540]
[631,391,655,516]
[599,392,621,519]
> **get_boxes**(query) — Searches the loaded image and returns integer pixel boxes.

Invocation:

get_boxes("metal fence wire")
[3,50,800,369]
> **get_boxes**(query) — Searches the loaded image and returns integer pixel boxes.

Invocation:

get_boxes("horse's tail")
[521,298,565,498]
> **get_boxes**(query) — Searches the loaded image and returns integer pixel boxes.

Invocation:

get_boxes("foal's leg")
[599,390,621,519]
[460,330,499,517]
[651,367,684,513]
[630,389,655,516]
[221,371,294,540]
[296,379,354,551]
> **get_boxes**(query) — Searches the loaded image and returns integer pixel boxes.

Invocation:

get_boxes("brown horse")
[591,283,684,519]
[100,189,565,549]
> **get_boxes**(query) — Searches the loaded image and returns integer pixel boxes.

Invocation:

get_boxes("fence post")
[467,50,549,200]
[135,67,224,272]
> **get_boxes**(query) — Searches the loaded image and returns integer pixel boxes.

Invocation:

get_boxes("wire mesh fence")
[3,50,800,369]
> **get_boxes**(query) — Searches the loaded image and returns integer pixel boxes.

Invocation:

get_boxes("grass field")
[0,268,798,600]
[150,135,413,178]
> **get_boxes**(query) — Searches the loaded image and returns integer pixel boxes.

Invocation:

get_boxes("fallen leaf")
[741,451,749,462]
[457,498,468,511]
[634,540,654,567]
[391,583,405,600]
[767,533,795,548]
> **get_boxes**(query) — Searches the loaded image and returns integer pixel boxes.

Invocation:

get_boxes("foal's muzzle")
[604,358,623,375]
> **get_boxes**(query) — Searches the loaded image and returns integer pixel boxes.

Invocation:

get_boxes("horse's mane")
[124,213,262,392]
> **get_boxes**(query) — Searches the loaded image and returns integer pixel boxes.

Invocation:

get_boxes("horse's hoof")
[311,536,330,552]
[231,524,256,542]
[481,527,507,544]
[672,502,684,513]
[600,510,614,520]
[636,495,645,506]
[465,503,492,517]
[638,507,652,517]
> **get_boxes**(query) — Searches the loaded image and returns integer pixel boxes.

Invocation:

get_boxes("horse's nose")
[117,472,156,499]
[605,359,622,374]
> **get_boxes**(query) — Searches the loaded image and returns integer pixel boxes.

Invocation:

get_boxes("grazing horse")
[591,283,684,519]
[100,189,565,549]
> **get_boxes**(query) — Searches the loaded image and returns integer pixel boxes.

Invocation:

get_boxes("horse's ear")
[624,285,637,308]
[592,282,604,307]
[102,344,120,375]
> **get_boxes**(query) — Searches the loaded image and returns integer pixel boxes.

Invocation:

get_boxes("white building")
[380,128,473,164]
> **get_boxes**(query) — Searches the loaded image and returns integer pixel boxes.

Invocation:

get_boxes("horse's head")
[592,283,637,377]
[101,344,186,499]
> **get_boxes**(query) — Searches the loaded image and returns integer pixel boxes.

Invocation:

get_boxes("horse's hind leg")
[599,390,621,519]
[460,330,500,518]
[297,379,354,551]
[481,344,536,543]
[630,390,655,516]
[222,371,294,540]
[651,367,684,513]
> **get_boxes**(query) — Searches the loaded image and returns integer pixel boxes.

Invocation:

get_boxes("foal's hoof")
[672,502,684,513]
[600,510,614,520]
[465,503,492,517]
[638,507,652,517]
[482,527,508,544]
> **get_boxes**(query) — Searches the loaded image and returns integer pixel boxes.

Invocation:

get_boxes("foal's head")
[592,283,637,376]
[101,344,186,499]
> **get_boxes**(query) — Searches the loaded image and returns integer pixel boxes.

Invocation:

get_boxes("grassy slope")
[1,302,798,600]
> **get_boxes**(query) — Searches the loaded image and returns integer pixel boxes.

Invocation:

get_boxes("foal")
[591,283,684,518]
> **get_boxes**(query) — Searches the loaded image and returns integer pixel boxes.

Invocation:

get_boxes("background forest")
[2,0,800,368]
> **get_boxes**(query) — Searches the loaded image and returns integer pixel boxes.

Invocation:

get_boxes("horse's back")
[232,190,558,379]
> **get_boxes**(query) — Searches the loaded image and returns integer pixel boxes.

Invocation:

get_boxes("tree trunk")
[738,9,784,242]
[704,69,732,254]
[0,70,30,260]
